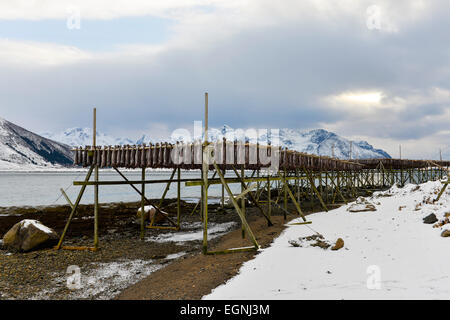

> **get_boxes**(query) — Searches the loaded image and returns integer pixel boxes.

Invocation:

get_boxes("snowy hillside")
[204,178,450,299]
[0,117,73,170]
[45,126,391,160]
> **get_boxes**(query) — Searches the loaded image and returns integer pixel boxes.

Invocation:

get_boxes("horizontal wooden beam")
[185,175,308,187]
[74,178,194,186]
[206,246,258,255]
[288,221,313,226]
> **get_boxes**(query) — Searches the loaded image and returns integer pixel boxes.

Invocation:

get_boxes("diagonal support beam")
[304,168,328,212]
[149,168,178,227]
[214,162,259,249]
[60,188,75,208]
[113,167,178,228]
[234,183,258,200]
[231,166,274,226]
[325,172,347,204]
[435,182,448,202]
[189,171,217,216]
[279,171,307,221]
[56,165,95,250]
[157,168,177,209]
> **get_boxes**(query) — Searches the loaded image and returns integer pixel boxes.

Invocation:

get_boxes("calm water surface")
[0,170,242,207]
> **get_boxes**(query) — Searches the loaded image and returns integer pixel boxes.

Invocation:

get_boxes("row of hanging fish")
[72,140,372,171]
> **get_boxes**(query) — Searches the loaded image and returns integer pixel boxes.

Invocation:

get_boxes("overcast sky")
[0,0,449,159]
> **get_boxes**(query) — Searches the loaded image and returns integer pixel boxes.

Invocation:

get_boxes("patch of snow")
[147,222,236,243]
[21,219,54,234]
[347,197,377,212]
[204,179,450,300]
[137,205,155,214]
[165,252,186,260]
[33,259,163,300]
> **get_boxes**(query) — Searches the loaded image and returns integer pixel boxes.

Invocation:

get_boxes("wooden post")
[94,167,99,248]
[202,92,209,254]
[140,168,145,239]
[93,108,96,147]
[205,92,208,141]
[241,166,245,238]
[267,175,271,219]
[221,169,225,210]
[283,170,287,218]
[177,167,181,229]
[93,108,99,249]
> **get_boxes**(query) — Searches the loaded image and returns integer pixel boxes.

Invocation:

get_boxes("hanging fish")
[147,143,153,167]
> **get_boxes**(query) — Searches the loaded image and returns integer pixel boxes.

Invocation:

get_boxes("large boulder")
[2,219,59,252]
[136,205,167,224]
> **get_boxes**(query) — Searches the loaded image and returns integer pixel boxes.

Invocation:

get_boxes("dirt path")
[117,213,313,300]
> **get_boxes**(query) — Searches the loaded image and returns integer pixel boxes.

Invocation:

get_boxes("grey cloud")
[0,1,449,156]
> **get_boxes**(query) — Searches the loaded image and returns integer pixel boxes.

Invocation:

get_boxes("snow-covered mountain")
[46,126,390,160]
[273,128,390,159]
[205,126,390,159]
[41,127,137,147]
[0,117,73,170]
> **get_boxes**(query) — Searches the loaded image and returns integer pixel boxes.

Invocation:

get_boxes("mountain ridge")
[0,117,73,170]
[43,125,391,160]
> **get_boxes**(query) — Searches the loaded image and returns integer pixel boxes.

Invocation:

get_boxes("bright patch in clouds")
[339,92,383,104]
[324,91,386,112]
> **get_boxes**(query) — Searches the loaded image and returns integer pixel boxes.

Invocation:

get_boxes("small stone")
[331,238,344,251]
[441,230,450,237]
[288,240,301,247]
[423,213,438,224]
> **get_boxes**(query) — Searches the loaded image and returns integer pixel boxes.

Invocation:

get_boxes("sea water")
[0,169,242,207]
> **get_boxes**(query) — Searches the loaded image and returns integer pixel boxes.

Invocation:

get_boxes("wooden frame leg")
[56,166,95,250]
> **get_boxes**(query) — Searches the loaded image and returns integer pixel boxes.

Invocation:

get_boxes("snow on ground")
[33,259,165,300]
[147,222,236,243]
[204,179,450,300]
